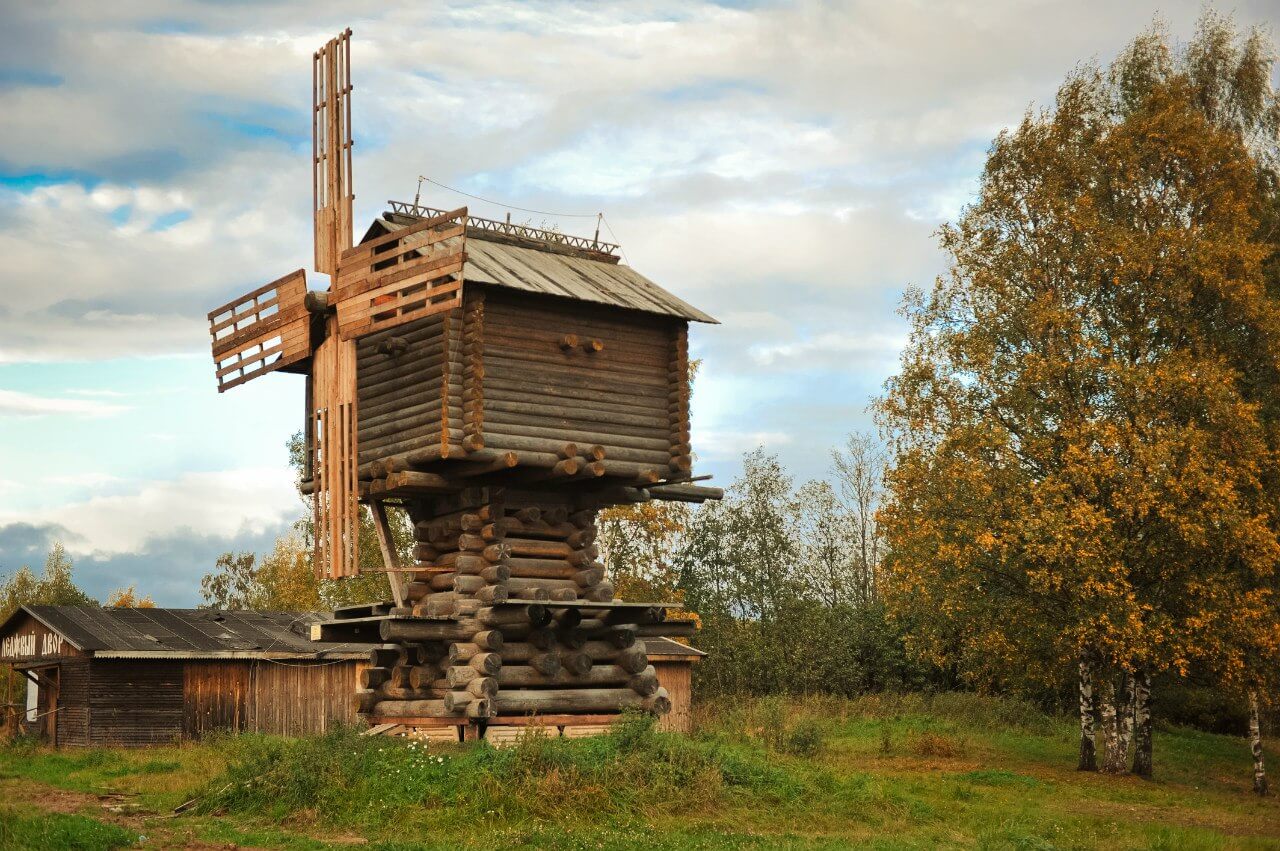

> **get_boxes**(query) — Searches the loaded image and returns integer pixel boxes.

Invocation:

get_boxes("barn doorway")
[19,665,59,744]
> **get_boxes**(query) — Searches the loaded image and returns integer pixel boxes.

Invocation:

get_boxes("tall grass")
[199,711,812,828]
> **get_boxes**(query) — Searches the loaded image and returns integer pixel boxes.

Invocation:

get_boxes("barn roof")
[363,209,718,324]
[2,606,372,660]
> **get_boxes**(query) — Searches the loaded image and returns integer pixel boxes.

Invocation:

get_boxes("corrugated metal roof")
[366,215,718,324]
[6,606,371,659]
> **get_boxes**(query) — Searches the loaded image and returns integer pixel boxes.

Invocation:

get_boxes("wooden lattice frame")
[312,316,360,579]
[314,29,354,277]
[333,207,467,341]
[208,270,310,393]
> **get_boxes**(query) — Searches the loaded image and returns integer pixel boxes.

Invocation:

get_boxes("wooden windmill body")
[208,31,719,730]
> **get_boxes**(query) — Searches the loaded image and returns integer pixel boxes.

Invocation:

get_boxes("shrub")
[909,731,966,759]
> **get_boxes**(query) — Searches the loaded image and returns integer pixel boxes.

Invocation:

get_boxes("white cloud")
[695,429,793,462]
[0,467,301,557]
[750,331,908,368]
[0,389,128,417]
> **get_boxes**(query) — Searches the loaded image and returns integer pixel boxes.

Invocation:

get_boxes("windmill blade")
[313,29,354,277]
[333,206,467,341]
[310,315,360,579]
[208,269,311,392]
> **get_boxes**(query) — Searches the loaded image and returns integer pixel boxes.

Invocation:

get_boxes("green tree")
[877,14,1280,779]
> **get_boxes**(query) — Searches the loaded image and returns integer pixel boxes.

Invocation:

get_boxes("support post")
[371,500,406,607]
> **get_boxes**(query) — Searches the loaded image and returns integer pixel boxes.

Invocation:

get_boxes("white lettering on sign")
[1,632,62,658]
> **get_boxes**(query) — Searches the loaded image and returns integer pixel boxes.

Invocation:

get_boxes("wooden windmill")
[207,30,467,579]
[206,29,724,736]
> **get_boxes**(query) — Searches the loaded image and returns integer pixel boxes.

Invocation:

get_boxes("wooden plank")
[312,314,360,579]
[209,269,310,393]
[334,209,467,342]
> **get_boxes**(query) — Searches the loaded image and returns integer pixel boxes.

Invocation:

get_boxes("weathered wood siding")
[652,660,692,733]
[57,658,91,747]
[89,660,183,747]
[247,660,366,735]
[480,289,679,468]
[183,662,250,738]
[355,311,454,464]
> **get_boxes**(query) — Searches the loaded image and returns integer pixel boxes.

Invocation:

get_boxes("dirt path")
[0,777,239,849]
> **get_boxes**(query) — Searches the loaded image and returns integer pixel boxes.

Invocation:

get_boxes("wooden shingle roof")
[363,212,718,324]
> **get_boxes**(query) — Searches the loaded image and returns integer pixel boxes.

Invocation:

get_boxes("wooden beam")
[371,501,406,607]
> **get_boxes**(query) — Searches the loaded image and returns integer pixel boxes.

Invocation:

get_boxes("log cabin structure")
[205,29,719,739]
[0,608,703,745]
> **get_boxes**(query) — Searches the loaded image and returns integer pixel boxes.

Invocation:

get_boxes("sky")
[1,0,1276,605]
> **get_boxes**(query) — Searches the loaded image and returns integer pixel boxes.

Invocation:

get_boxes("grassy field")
[0,693,1276,850]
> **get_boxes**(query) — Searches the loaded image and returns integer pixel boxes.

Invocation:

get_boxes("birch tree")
[878,14,1280,778]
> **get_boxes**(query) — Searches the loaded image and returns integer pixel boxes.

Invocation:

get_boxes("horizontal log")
[511,587,550,601]
[502,519,578,541]
[496,625,556,648]
[629,667,660,697]
[369,647,406,668]
[475,584,508,604]
[575,640,641,661]
[478,604,550,627]
[497,664,635,689]
[480,563,511,583]
[408,665,441,690]
[380,620,475,642]
[444,691,473,712]
[370,698,449,718]
[491,687,663,715]
[353,689,380,714]
[361,667,391,689]
[562,651,592,676]
[482,398,666,431]
[468,652,502,675]
[508,576,578,596]
[481,418,672,450]
[507,557,576,579]
[582,582,615,602]
[505,540,573,562]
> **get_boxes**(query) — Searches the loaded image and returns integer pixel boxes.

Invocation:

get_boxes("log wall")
[476,290,680,470]
[355,311,455,465]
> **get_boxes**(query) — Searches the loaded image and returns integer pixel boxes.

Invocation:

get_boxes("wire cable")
[416,175,601,219]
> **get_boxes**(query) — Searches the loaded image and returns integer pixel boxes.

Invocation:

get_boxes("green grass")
[1,693,1277,849]
[0,805,137,850]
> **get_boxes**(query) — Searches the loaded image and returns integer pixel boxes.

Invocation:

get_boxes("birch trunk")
[1131,668,1152,778]
[1099,678,1116,772]
[1078,653,1097,772]
[1249,690,1268,796]
[1103,673,1133,774]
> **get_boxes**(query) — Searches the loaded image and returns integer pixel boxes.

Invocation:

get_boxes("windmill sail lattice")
[207,269,310,393]
[313,29,354,278]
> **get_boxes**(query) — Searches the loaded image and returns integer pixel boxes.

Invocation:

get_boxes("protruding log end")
[303,290,331,313]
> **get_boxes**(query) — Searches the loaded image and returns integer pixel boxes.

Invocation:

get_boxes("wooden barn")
[0,606,703,745]
[0,606,369,747]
